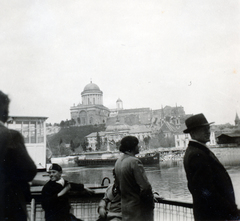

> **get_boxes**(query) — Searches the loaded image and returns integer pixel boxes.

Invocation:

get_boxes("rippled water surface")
[61,147,240,206]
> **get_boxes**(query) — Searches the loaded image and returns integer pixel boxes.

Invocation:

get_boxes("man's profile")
[183,113,239,220]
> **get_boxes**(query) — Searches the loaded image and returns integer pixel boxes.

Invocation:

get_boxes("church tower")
[235,113,240,127]
[116,98,123,110]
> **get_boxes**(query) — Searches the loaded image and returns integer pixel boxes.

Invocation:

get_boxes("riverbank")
[51,147,240,205]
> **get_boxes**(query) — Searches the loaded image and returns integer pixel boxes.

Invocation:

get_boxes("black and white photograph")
[0,0,240,220]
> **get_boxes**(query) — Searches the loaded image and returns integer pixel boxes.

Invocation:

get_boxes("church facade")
[70,82,110,126]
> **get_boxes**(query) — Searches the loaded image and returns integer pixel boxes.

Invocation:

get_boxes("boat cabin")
[7,116,48,170]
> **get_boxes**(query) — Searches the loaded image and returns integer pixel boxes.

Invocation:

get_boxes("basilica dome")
[82,82,102,94]
[81,81,103,105]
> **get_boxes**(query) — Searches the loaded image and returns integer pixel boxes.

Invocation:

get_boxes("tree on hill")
[59,141,71,156]
[70,140,76,152]
[47,124,106,155]
[60,121,65,127]
[95,132,101,151]
[81,138,89,152]
[59,119,77,128]
[149,131,175,148]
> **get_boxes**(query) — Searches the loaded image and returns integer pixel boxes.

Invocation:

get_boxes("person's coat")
[114,154,154,221]
[0,125,37,220]
[42,179,71,221]
[184,141,239,220]
[97,183,121,221]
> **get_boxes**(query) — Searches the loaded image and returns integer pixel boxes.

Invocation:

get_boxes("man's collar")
[124,151,135,157]
[56,177,65,186]
[190,139,209,148]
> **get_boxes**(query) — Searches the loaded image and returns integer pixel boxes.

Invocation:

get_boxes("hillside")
[47,124,106,150]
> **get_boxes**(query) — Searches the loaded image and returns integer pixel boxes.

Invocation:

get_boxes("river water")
[60,147,240,206]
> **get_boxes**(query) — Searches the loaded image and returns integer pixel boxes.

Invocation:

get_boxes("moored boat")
[74,151,160,166]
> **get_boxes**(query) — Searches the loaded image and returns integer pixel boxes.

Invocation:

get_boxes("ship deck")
[28,186,193,221]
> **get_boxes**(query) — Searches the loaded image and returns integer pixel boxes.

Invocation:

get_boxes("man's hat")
[183,113,214,133]
[49,163,62,172]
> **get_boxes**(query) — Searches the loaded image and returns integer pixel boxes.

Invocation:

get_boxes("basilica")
[70,82,110,126]
[70,82,190,149]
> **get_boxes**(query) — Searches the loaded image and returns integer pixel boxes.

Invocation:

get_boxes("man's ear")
[189,130,195,139]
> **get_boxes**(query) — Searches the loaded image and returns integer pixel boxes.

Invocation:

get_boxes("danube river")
[61,147,240,206]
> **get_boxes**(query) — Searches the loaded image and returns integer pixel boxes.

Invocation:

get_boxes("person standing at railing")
[183,113,240,221]
[114,136,154,221]
[0,90,37,221]
[41,163,94,221]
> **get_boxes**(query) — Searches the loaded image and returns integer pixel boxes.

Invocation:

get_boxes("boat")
[74,151,160,166]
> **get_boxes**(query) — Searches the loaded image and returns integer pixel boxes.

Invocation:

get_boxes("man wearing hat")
[41,163,94,221]
[183,113,239,220]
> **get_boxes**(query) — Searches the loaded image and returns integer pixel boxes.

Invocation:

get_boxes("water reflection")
[155,160,191,202]
[61,147,240,205]
[64,166,115,186]
[212,147,240,166]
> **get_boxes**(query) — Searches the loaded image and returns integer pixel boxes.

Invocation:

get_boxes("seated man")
[97,170,121,221]
[41,163,94,221]
[97,182,121,221]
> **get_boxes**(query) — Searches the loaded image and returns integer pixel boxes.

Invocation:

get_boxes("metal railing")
[27,197,193,221]
[154,198,193,221]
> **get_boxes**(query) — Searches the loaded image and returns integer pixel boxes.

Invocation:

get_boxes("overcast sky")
[1,0,239,124]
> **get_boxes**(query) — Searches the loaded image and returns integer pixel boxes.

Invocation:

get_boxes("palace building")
[70,81,191,149]
[70,81,110,126]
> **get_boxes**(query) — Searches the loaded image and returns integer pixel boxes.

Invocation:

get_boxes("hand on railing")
[153,191,164,202]
[84,187,95,195]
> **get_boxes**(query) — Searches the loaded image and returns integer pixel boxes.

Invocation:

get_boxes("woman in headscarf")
[114,136,154,221]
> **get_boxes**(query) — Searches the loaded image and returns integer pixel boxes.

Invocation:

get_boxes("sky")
[0,0,239,124]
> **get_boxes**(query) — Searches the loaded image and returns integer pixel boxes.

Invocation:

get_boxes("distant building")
[217,132,240,145]
[109,98,123,117]
[108,107,152,126]
[174,124,217,148]
[153,120,178,138]
[70,82,192,148]
[70,82,110,126]
[116,98,123,110]
[175,133,191,148]
[109,99,152,126]
[7,116,48,169]
[86,123,152,150]
[213,112,240,146]
[152,106,186,126]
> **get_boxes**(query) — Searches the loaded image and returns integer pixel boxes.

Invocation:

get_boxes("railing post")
[30,198,35,221]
